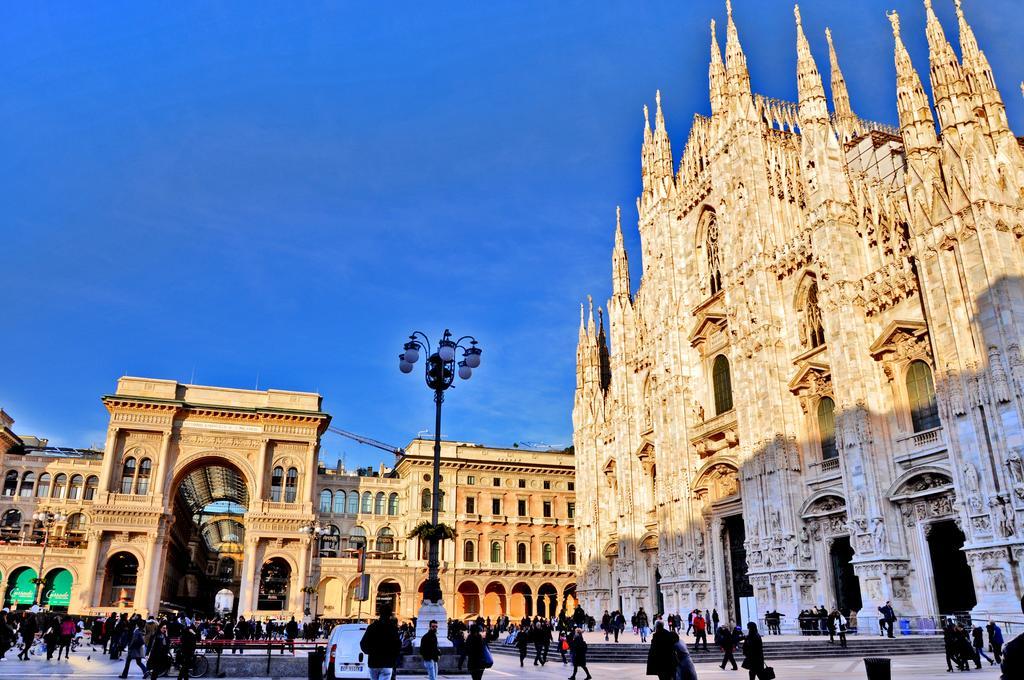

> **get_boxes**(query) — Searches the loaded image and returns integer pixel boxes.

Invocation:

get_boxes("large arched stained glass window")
[817,396,838,461]
[712,355,733,415]
[704,210,722,295]
[907,360,940,432]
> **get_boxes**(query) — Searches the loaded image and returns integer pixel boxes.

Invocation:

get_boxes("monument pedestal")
[414,600,453,647]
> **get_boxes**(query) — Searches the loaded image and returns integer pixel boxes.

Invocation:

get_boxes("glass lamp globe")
[399,360,413,374]
[458,363,472,380]
[439,343,456,362]
[404,347,419,364]
[465,348,482,368]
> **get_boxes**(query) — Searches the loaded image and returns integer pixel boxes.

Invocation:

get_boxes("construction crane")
[327,427,405,457]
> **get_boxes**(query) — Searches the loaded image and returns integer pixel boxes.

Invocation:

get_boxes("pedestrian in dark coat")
[672,637,698,680]
[118,624,148,679]
[359,606,402,680]
[741,622,765,680]
[716,624,738,670]
[568,628,592,680]
[988,620,1004,664]
[147,625,173,678]
[464,624,487,680]
[646,620,679,680]
[420,620,440,680]
[515,627,529,667]
[176,627,197,680]
[17,612,36,660]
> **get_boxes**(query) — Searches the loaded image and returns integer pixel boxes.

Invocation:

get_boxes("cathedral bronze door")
[928,520,976,614]
[829,536,861,614]
[724,515,752,624]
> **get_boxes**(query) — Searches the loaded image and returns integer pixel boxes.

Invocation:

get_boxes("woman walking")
[568,628,592,680]
[465,624,488,680]
[741,622,765,680]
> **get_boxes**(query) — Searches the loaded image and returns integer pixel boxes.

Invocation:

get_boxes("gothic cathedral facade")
[572,1,1024,630]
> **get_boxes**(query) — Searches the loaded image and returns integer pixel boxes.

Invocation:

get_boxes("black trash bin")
[308,645,325,680]
[864,657,891,680]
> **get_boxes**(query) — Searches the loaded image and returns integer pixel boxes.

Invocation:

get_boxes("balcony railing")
[820,457,841,473]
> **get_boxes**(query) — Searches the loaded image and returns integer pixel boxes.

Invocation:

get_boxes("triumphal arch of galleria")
[573,1,1024,632]
[0,377,577,620]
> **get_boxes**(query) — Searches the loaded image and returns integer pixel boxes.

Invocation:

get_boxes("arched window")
[543,543,554,565]
[66,512,86,531]
[907,360,940,432]
[18,472,34,498]
[120,458,136,494]
[463,540,475,562]
[36,473,50,498]
[705,210,722,295]
[420,489,431,512]
[818,397,838,461]
[349,527,367,551]
[567,544,577,566]
[284,468,298,503]
[136,459,151,495]
[346,491,359,515]
[1,509,21,528]
[374,492,385,515]
[84,475,99,501]
[3,471,19,497]
[52,473,68,499]
[361,491,372,514]
[270,466,284,502]
[517,542,528,564]
[376,527,395,553]
[333,490,346,514]
[68,474,84,500]
[712,355,733,414]
[801,280,826,349]
[490,541,502,563]
[320,490,333,513]
[438,490,446,511]
[388,493,399,515]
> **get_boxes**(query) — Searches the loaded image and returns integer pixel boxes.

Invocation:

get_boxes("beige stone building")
[0,378,576,620]
[573,1,1024,631]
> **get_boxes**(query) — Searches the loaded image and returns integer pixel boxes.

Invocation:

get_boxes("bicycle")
[173,652,209,678]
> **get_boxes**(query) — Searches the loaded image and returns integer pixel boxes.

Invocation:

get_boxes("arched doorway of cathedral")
[101,551,139,609]
[536,583,558,618]
[317,577,344,618]
[257,558,291,612]
[483,582,506,618]
[927,520,976,614]
[375,580,401,616]
[562,584,577,617]
[510,582,532,619]
[457,582,480,618]
[828,537,861,613]
[160,458,250,615]
[722,515,752,626]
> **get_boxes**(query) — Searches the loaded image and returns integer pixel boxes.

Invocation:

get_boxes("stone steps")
[493,636,945,663]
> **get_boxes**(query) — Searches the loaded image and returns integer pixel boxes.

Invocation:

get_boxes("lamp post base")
[414,600,453,648]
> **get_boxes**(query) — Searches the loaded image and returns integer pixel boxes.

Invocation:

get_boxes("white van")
[323,623,371,680]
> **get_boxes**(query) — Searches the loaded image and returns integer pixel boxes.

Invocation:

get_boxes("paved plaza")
[0,644,1002,680]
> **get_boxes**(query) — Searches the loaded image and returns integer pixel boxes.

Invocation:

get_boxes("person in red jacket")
[692,613,708,652]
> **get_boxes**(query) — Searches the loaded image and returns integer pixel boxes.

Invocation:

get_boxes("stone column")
[238,536,261,616]
[155,431,173,498]
[98,427,121,496]
[78,529,104,612]
[254,439,270,503]
[295,536,311,615]
[137,525,168,616]
[304,441,317,508]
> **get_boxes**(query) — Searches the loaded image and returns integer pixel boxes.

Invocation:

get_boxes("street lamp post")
[299,519,328,618]
[32,510,66,609]
[399,329,481,645]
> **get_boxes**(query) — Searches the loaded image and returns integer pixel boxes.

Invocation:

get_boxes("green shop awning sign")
[45,570,73,607]
[7,568,36,605]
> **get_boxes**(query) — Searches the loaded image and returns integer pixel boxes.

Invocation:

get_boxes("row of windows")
[317,525,395,556]
[0,508,86,531]
[2,471,100,501]
[462,540,576,566]
[462,495,575,519]
[269,466,299,503]
[319,490,400,516]
[463,476,574,492]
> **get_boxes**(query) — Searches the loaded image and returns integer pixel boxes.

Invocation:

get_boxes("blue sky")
[2,1,1022,469]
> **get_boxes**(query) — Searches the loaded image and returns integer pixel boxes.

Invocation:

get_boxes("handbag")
[481,643,494,668]
[760,666,776,680]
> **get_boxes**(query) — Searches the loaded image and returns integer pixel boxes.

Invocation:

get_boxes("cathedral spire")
[955,0,1010,137]
[724,0,752,103]
[923,0,973,132]
[612,206,631,300]
[709,19,728,116]
[653,90,674,186]
[826,27,863,143]
[587,295,596,338]
[794,5,829,127]
[889,11,938,154]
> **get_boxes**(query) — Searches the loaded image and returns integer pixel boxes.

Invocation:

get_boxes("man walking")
[420,620,440,680]
[118,622,148,679]
[568,628,592,680]
[17,612,36,661]
[715,624,738,671]
[987,620,1004,665]
[360,605,402,680]
[176,625,197,680]
[878,601,896,638]
[692,611,708,652]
